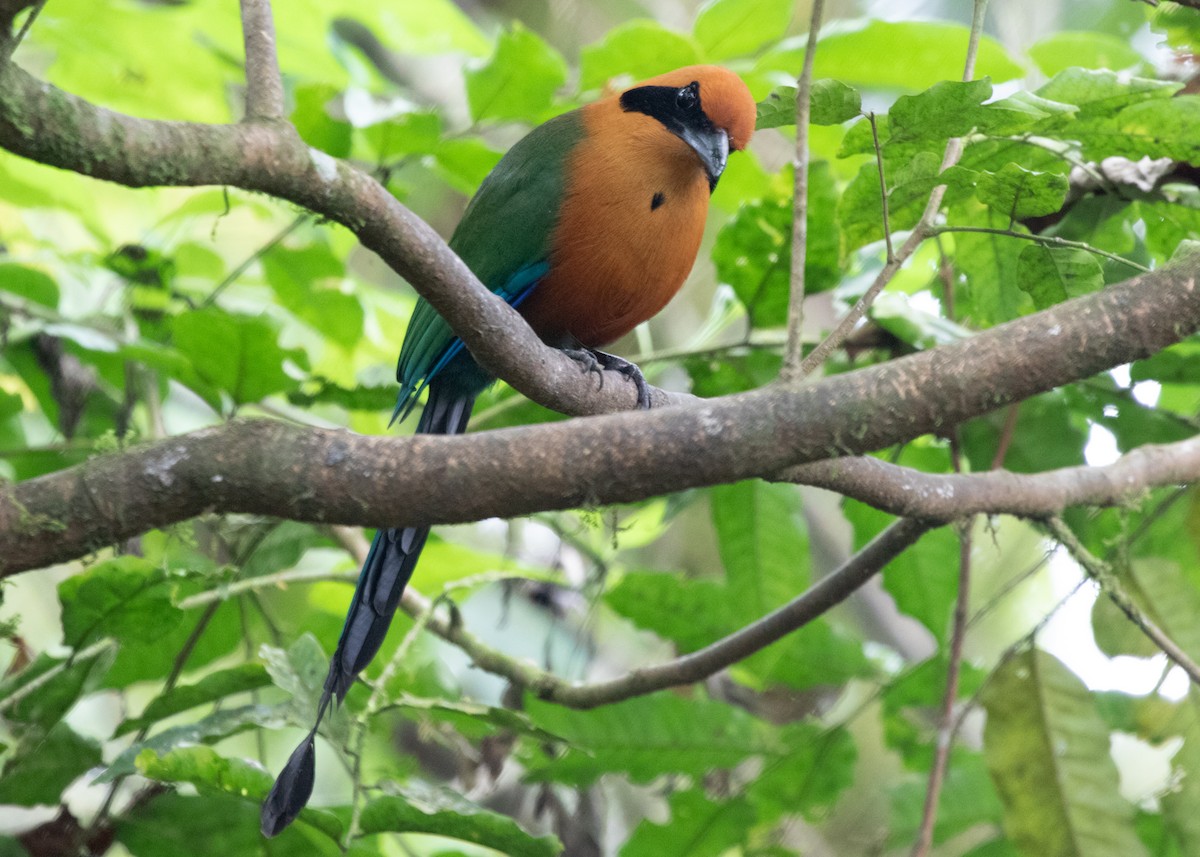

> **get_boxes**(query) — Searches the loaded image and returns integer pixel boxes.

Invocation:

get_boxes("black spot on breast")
[651,191,666,211]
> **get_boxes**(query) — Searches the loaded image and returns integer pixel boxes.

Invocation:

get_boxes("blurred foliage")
[4,1,1200,856]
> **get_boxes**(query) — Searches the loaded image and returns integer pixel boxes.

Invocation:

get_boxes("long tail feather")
[261,381,475,837]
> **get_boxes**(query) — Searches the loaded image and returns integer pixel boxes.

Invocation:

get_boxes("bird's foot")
[562,347,652,410]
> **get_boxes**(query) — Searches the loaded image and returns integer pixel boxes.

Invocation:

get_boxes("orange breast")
[518,101,711,348]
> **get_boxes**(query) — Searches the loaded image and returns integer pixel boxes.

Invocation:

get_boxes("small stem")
[1046,516,1200,687]
[868,112,894,263]
[781,0,827,379]
[798,0,989,378]
[936,226,1149,272]
[0,0,46,69]
[912,507,972,855]
[238,0,285,120]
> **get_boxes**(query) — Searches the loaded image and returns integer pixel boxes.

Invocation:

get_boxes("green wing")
[395,109,585,412]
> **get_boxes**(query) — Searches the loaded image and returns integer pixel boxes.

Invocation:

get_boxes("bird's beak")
[680,126,729,191]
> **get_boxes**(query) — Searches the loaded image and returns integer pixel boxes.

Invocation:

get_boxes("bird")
[261,64,756,837]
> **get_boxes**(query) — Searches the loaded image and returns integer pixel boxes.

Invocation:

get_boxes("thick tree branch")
[239,0,285,120]
[3,259,1199,575]
[0,60,662,416]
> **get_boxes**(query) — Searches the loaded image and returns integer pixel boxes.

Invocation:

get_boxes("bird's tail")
[261,382,475,837]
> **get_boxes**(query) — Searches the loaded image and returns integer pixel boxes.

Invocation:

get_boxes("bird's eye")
[676,83,699,111]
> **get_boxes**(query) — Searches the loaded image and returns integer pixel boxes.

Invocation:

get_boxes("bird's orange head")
[616,65,756,190]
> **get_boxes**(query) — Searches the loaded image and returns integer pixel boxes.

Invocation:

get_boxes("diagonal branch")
[0,61,661,416]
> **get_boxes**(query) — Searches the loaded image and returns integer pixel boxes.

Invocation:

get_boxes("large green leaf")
[1016,245,1104,310]
[580,21,702,91]
[524,693,770,786]
[359,782,560,856]
[464,24,567,123]
[693,0,794,60]
[262,244,362,349]
[982,649,1148,857]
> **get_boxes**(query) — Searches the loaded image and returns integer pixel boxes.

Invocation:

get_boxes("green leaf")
[58,557,181,648]
[0,722,101,806]
[359,782,559,856]
[261,634,352,745]
[0,263,59,307]
[172,308,304,405]
[975,164,1070,220]
[434,138,505,196]
[389,695,566,743]
[262,244,362,348]
[811,79,863,125]
[890,751,1005,848]
[524,693,770,786]
[579,21,702,91]
[101,705,277,781]
[464,24,567,123]
[1028,32,1146,78]
[747,723,856,823]
[1162,691,1200,853]
[622,789,754,857]
[982,649,1149,857]
[292,84,352,159]
[0,647,113,729]
[115,791,343,857]
[888,78,994,150]
[757,80,861,129]
[693,0,794,60]
[606,573,733,652]
[1016,245,1104,310]
[134,745,343,841]
[713,163,840,327]
[756,20,1023,94]
[116,664,273,737]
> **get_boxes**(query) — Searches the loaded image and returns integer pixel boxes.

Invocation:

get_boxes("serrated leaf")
[116,664,273,737]
[579,21,701,91]
[58,557,180,648]
[889,78,993,150]
[757,80,861,130]
[524,693,770,786]
[0,722,102,806]
[622,788,754,857]
[359,781,559,856]
[606,573,733,652]
[693,0,793,60]
[389,695,566,743]
[976,164,1070,220]
[464,24,567,123]
[261,634,352,744]
[982,649,1149,857]
[1017,245,1104,310]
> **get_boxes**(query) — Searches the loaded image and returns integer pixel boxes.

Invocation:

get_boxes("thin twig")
[238,0,285,120]
[200,213,309,308]
[0,0,46,69]
[1046,516,1200,687]
[868,112,894,263]
[798,0,989,377]
[0,638,114,714]
[936,225,1149,273]
[781,0,826,379]
[912,520,972,857]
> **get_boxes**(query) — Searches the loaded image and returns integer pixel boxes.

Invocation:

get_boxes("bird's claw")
[563,347,652,410]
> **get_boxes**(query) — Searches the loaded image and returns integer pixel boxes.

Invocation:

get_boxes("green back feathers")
[395,110,585,409]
